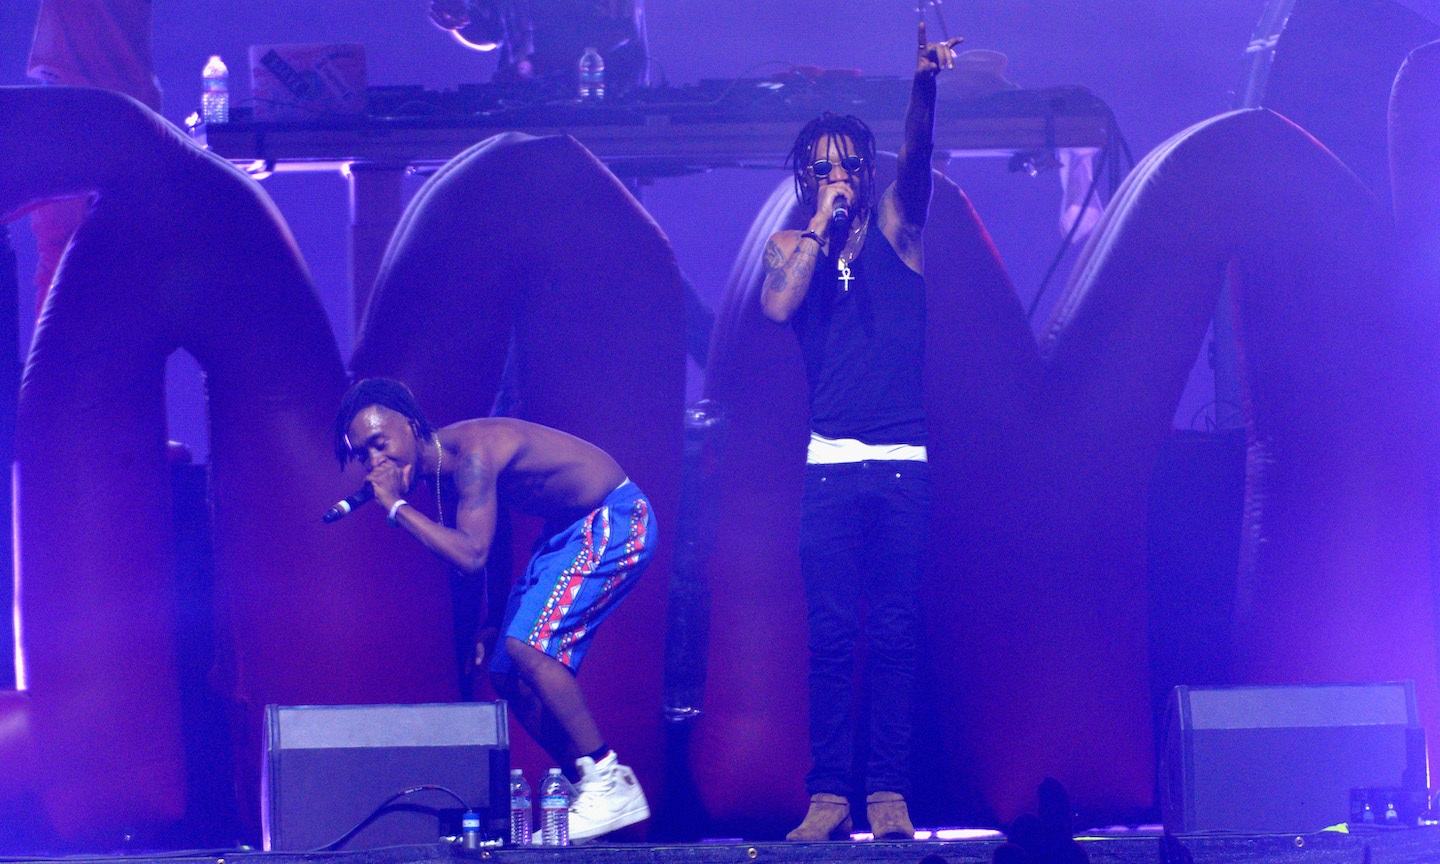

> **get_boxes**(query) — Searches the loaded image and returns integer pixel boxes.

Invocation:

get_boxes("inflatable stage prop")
[0,88,684,846]
[1,63,1439,843]
[696,106,1440,828]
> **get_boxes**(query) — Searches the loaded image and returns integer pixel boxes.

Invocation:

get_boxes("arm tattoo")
[763,238,785,271]
[763,238,817,295]
[454,451,496,510]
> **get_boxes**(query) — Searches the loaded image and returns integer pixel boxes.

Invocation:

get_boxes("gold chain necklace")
[434,438,443,525]
[840,210,870,265]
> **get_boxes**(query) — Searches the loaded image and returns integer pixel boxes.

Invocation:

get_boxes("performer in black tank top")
[793,206,927,447]
[759,21,963,842]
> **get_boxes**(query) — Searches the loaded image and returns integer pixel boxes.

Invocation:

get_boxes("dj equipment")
[1161,682,1427,834]
[201,80,1113,174]
[262,702,509,851]
[196,75,1115,342]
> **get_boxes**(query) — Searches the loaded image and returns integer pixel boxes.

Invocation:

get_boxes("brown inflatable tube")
[0,86,458,843]
[698,108,1438,826]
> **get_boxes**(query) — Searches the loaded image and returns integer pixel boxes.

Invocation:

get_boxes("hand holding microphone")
[323,459,412,524]
[805,185,854,259]
[812,183,851,232]
[322,483,373,523]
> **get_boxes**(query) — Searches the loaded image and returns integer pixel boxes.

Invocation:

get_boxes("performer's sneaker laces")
[568,751,651,843]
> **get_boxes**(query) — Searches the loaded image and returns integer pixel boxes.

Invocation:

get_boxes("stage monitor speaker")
[1161,682,1427,834]
[262,702,509,851]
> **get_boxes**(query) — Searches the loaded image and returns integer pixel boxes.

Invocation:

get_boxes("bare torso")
[440,417,626,522]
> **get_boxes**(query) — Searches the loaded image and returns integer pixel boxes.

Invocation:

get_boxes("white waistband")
[806,433,927,464]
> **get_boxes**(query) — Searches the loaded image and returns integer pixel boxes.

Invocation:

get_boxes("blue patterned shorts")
[490,480,656,674]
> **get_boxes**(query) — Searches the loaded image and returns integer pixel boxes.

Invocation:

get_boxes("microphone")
[831,195,850,226]
[322,484,373,523]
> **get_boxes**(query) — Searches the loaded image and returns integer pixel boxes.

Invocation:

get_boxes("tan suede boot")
[786,793,853,841]
[866,791,915,840]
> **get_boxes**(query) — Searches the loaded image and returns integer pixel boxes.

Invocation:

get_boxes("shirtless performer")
[332,377,654,842]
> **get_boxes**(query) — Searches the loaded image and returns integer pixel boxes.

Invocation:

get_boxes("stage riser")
[23,833,1440,864]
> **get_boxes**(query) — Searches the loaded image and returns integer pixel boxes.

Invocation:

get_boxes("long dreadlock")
[786,112,877,211]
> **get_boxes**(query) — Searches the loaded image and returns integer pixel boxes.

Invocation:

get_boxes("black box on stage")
[1160,682,1427,834]
[262,702,509,851]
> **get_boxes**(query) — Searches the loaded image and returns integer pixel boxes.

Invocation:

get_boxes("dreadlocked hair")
[332,377,438,467]
[787,112,877,211]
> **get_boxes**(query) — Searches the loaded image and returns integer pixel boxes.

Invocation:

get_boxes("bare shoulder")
[477,417,578,449]
[443,418,520,472]
[446,416,520,443]
[877,183,924,272]
[452,417,615,465]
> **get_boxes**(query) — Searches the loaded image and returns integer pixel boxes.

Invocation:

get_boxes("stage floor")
[21,829,1440,864]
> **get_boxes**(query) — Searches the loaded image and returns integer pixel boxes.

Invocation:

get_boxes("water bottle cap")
[511,768,523,775]
[548,767,563,774]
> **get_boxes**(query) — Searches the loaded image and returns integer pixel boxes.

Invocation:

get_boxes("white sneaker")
[568,751,650,843]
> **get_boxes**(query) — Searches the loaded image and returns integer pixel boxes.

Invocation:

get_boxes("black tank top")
[792,213,927,445]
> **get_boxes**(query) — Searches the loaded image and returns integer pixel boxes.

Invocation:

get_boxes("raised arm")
[374,447,496,575]
[892,22,962,233]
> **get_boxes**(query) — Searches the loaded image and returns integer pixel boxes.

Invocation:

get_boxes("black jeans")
[799,459,928,797]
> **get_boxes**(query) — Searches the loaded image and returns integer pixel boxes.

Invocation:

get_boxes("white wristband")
[387,499,409,526]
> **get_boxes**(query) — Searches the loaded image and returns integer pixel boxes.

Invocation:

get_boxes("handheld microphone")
[831,195,850,225]
[322,484,373,523]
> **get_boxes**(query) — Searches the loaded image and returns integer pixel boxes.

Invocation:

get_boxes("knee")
[806,597,858,632]
[867,635,918,667]
[868,607,920,646]
[809,632,857,664]
[807,612,858,657]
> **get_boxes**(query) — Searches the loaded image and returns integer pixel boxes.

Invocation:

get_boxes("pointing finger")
[919,19,927,47]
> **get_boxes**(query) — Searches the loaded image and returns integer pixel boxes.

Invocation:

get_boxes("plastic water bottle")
[539,767,574,846]
[509,768,533,846]
[201,55,229,124]
[461,810,481,850]
[578,47,605,101]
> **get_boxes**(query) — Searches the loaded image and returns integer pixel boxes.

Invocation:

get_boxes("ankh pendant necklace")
[835,211,868,293]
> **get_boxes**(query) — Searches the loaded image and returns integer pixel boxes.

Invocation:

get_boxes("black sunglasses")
[811,155,865,177]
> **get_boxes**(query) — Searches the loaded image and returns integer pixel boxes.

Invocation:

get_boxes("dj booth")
[197,77,1113,323]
